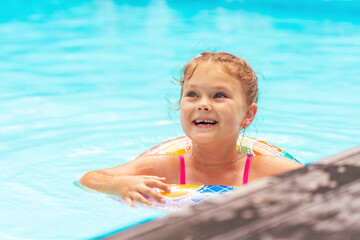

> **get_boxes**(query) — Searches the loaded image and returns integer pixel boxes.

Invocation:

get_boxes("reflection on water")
[0,0,359,239]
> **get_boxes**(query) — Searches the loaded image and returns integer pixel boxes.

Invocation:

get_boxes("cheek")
[180,104,192,134]
[179,108,185,124]
[179,101,189,123]
[233,98,247,120]
[237,110,246,124]
[224,104,245,126]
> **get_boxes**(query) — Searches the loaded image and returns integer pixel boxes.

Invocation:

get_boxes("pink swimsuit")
[179,154,253,186]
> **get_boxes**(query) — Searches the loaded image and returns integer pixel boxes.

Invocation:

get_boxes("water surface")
[0,0,359,239]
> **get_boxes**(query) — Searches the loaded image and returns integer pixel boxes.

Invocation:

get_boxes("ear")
[241,103,258,129]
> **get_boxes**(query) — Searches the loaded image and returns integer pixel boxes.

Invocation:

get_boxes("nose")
[198,105,209,111]
[197,98,212,111]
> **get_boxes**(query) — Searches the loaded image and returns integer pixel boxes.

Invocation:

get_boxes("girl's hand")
[114,175,171,208]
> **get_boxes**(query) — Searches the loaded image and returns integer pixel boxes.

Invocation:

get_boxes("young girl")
[79,51,303,208]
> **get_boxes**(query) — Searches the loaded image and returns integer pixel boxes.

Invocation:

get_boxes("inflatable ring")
[132,136,302,212]
[140,135,300,163]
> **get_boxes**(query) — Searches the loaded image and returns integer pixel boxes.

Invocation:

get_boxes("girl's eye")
[187,91,198,97]
[214,92,227,98]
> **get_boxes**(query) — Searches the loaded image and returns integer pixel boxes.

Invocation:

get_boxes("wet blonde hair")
[178,51,258,107]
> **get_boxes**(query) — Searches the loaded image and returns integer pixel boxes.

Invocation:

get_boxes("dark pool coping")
[102,146,360,240]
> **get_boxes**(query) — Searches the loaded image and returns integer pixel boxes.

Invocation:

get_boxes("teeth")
[195,120,216,124]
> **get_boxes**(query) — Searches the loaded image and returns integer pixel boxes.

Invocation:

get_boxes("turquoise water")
[1,0,360,239]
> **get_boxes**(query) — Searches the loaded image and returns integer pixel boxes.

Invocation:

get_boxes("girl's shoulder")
[249,155,303,178]
[97,154,180,178]
[135,154,180,166]
[132,154,181,182]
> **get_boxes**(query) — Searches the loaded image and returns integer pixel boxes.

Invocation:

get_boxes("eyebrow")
[185,84,232,92]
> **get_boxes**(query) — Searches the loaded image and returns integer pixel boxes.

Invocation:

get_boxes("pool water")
[1,0,359,239]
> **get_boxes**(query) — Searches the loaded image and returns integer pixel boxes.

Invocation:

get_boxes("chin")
[188,133,218,145]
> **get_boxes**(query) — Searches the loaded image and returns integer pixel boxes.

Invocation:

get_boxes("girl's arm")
[78,155,174,207]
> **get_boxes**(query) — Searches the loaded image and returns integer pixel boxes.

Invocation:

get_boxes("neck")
[190,150,245,167]
[190,138,243,167]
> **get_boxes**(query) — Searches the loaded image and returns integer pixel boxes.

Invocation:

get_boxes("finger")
[155,177,166,182]
[141,176,166,181]
[142,187,167,204]
[132,192,153,206]
[145,179,171,192]
[123,197,136,208]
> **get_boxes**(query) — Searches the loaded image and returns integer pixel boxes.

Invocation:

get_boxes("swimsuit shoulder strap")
[243,154,253,186]
[179,155,185,185]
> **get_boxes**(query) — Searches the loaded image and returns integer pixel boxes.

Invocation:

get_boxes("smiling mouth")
[193,120,218,126]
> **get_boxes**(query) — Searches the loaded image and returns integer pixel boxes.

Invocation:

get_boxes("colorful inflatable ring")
[131,136,301,212]
[140,135,300,163]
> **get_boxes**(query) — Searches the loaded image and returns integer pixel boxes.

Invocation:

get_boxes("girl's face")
[180,64,249,145]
